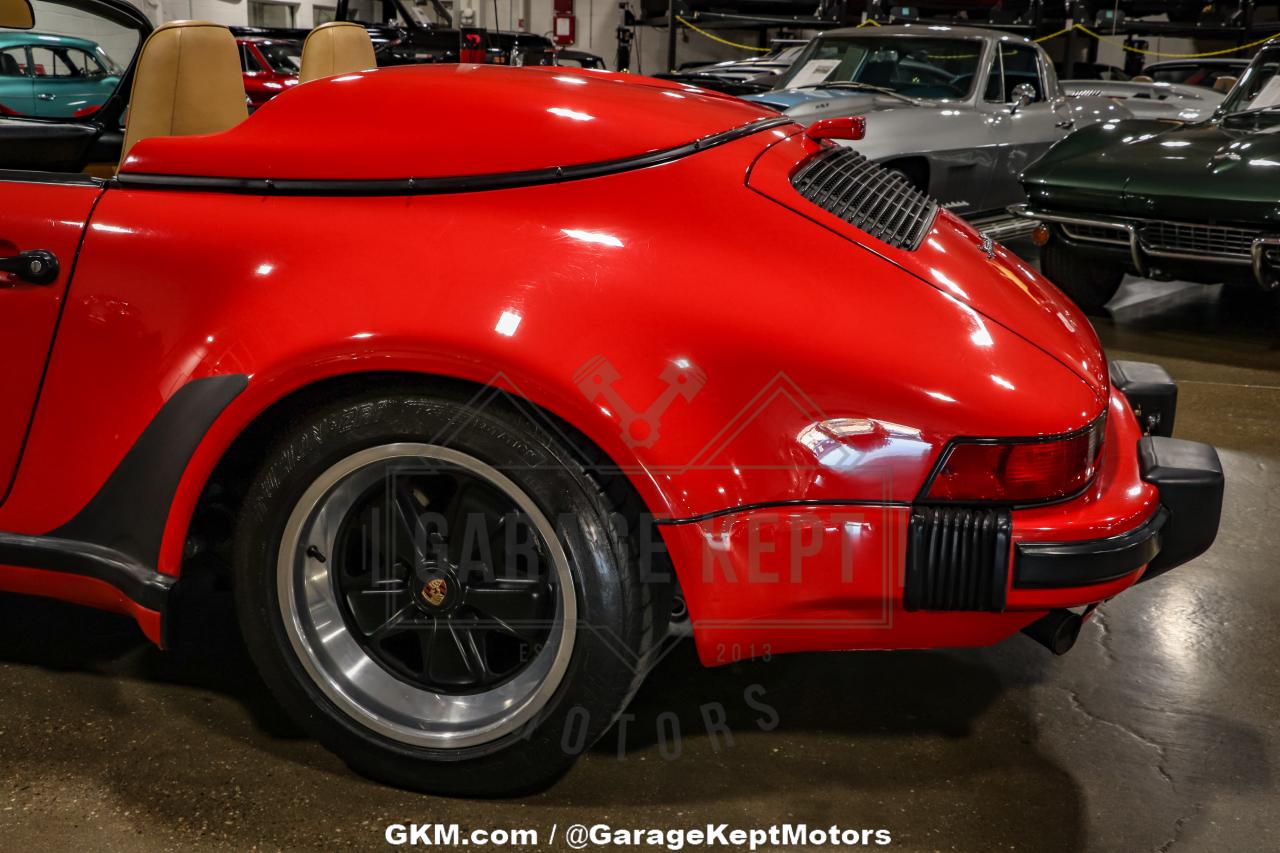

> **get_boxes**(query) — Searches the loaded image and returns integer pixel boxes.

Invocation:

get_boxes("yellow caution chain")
[1071,23,1277,58]
[675,17,1274,61]
[1034,25,1074,43]
[674,16,771,52]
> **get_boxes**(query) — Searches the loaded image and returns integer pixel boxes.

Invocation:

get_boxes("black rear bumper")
[1137,436,1224,582]
[905,362,1222,608]
[1015,436,1223,587]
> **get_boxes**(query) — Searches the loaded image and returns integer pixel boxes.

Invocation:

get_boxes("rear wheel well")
[881,156,930,194]
[180,372,663,588]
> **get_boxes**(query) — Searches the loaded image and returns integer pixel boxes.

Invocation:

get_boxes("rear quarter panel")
[0,133,1102,585]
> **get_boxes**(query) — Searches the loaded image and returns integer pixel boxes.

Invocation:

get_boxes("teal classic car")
[1014,40,1280,312]
[0,31,121,118]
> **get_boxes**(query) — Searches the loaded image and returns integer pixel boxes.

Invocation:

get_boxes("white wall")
[149,0,338,30]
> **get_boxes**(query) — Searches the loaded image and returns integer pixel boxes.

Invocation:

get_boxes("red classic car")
[0,1,1223,796]
[236,35,300,108]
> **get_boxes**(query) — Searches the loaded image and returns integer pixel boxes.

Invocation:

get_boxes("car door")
[978,42,1075,213]
[29,45,102,117]
[0,177,102,502]
[0,44,35,115]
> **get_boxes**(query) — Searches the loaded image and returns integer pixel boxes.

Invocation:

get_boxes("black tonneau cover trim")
[112,116,797,196]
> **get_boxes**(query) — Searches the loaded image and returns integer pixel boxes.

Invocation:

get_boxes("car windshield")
[762,46,802,65]
[1220,48,1280,116]
[94,46,122,75]
[773,35,983,100]
[259,42,302,73]
[1148,63,1244,88]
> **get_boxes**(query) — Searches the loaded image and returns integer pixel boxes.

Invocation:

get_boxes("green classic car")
[0,31,121,118]
[1013,40,1280,312]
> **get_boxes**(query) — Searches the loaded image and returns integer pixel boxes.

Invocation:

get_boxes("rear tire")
[1040,235,1125,314]
[233,387,670,796]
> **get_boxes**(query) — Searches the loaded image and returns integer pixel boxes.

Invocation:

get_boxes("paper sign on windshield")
[788,60,841,89]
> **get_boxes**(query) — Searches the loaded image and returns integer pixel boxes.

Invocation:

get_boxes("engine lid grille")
[790,145,938,251]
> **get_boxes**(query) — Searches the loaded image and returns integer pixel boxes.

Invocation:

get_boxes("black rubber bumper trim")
[655,498,909,525]
[0,532,173,610]
[1136,436,1224,581]
[1109,359,1177,438]
[1014,507,1168,589]
[0,374,248,631]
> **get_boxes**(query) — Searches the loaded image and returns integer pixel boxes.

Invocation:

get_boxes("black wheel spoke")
[466,582,549,642]
[346,584,411,636]
[415,619,438,676]
[427,622,484,686]
[457,624,492,683]
[445,481,507,570]
[487,513,509,547]
[328,455,561,696]
[390,479,428,565]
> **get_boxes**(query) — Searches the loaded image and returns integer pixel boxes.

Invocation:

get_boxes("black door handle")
[0,250,59,285]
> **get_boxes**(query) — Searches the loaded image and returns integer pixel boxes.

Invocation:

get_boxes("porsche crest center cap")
[421,577,450,609]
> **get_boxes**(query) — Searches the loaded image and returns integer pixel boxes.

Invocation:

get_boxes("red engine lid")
[120,65,774,180]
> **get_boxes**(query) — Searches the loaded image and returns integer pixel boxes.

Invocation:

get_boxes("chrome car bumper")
[1009,203,1280,290]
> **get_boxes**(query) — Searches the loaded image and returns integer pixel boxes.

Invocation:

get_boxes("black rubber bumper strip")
[0,532,173,610]
[1014,506,1168,589]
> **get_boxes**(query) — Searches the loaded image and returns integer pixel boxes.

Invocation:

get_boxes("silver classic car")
[745,25,1132,222]
[1062,79,1225,123]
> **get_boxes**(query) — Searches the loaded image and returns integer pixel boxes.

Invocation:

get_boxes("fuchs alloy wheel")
[279,444,576,748]
[234,388,670,795]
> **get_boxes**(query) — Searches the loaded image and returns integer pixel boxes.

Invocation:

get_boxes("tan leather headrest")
[1214,75,1238,94]
[1131,74,1154,83]
[121,21,247,164]
[0,0,34,30]
[300,21,376,83]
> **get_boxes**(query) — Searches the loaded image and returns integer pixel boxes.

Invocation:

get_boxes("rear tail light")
[922,416,1106,504]
[805,116,866,142]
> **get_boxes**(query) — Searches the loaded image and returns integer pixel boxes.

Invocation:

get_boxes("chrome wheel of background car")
[276,443,576,750]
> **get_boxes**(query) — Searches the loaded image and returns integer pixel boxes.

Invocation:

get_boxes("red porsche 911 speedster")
[0,1,1223,796]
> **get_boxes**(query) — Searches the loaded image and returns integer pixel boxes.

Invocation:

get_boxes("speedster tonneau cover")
[118,65,782,181]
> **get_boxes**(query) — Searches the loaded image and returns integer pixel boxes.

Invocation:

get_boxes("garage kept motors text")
[384,823,893,848]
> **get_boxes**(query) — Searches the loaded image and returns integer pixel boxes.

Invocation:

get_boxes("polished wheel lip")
[277,442,577,750]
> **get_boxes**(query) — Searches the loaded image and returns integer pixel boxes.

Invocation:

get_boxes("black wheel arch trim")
[0,374,248,628]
